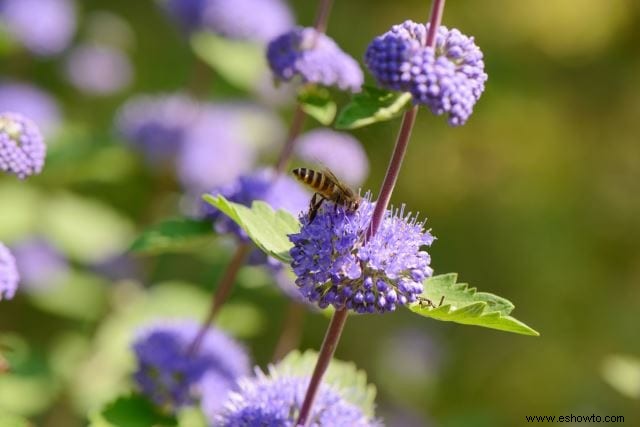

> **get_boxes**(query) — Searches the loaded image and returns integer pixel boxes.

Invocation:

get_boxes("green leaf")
[29,270,108,321]
[202,195,299,263]
[191,32,266,90]
[602,354,640,399]
[90,394,177,427]
[335,86,412,129]
[297,86,337,125]
[0,373,57,417]
[129,218,215,255]
[275,350,377,418]
[0,182,41,243]
[41,192,134,263]
[409,274,540,336]
[177,407,208,427]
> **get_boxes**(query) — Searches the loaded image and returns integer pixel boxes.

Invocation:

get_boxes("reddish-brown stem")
[188,0,339,356]
[275,0,336,176]
[187,243,252,355]
[426,0,446,46]
[295,1,449,424]
[313,0,335,34]
[366,0,446,238]
[275,104,307,175]
[295,308,348,426]
[366,106,418,239]
[188,56,215,99]
[271,302,306,362]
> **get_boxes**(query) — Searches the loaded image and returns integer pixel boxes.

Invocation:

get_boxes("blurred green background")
[1,0,640,426]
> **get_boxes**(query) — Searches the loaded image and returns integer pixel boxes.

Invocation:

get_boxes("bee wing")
[320,166,352,194]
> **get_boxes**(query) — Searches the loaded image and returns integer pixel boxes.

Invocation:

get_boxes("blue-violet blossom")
[64,43,133,95]
[289,195,434,313]
[0,112,46,179]
[201,0,293,43]
[177,103,284,193]
[267,27,364,92]
[11,238,68,292]
[163,0,293,43]
[295,129,369,187]
[0,82,61,135]
[132,319,250,411]
[0,0,76,56]
[214,367,378,426]
[203,169,308,243]
[0,243,19,300]
[116,93,201,165]
[365,20,487,126]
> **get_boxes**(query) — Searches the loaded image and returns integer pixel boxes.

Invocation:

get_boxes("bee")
[292,167,361,222]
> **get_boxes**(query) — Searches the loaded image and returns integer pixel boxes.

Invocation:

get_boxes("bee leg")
[333,194,342,214]
[308,194,325,223]
[309,193,319,212]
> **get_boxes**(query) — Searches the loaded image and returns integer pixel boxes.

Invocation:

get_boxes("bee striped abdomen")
[293,168,334,197]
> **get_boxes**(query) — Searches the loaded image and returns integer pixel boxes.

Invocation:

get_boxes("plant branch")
[271,301,306,362]
[295,1,449,424]
[187,242,251,355]
[274,104,307,175]
[295,308,348,426]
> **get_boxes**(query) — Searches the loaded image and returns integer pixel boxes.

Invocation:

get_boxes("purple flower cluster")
[162,0,203,32]
[177,103,284,193]
[214,368,377,426]
[132,320,250,411]
[0,82,61,135]
[64,44,133,95]
[116,94,202,165]
[365,21,487,126]
[267,27,364,92]
[201,0,293,43]
[289,195,434,314]
[0,0,76,56]
[11,238,68,292]
[0,112,46,179]
[0,243,19,301]
[163,0,293,43]
[295,129,369,187]
[203,169,308,242]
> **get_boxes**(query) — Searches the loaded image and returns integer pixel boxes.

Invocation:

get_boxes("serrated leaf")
[335,86,412,129]
[297,86,337,125]
[275,350,376,418]
[90,394,177,427]
[191,32,266,90]
[409,274,539,336]
[202,195,299,263]
[129,218,214,255]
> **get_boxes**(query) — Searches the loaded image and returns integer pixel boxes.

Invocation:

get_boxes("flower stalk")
[312,0,334,35]
[271,301,306,362]
[274,104,307,175]
[295,308,348,426]
[295,1,447,424]
[188,242,252,355]
[188,0,338,354]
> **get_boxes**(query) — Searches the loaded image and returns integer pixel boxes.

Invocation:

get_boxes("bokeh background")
[1,0,640,426]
